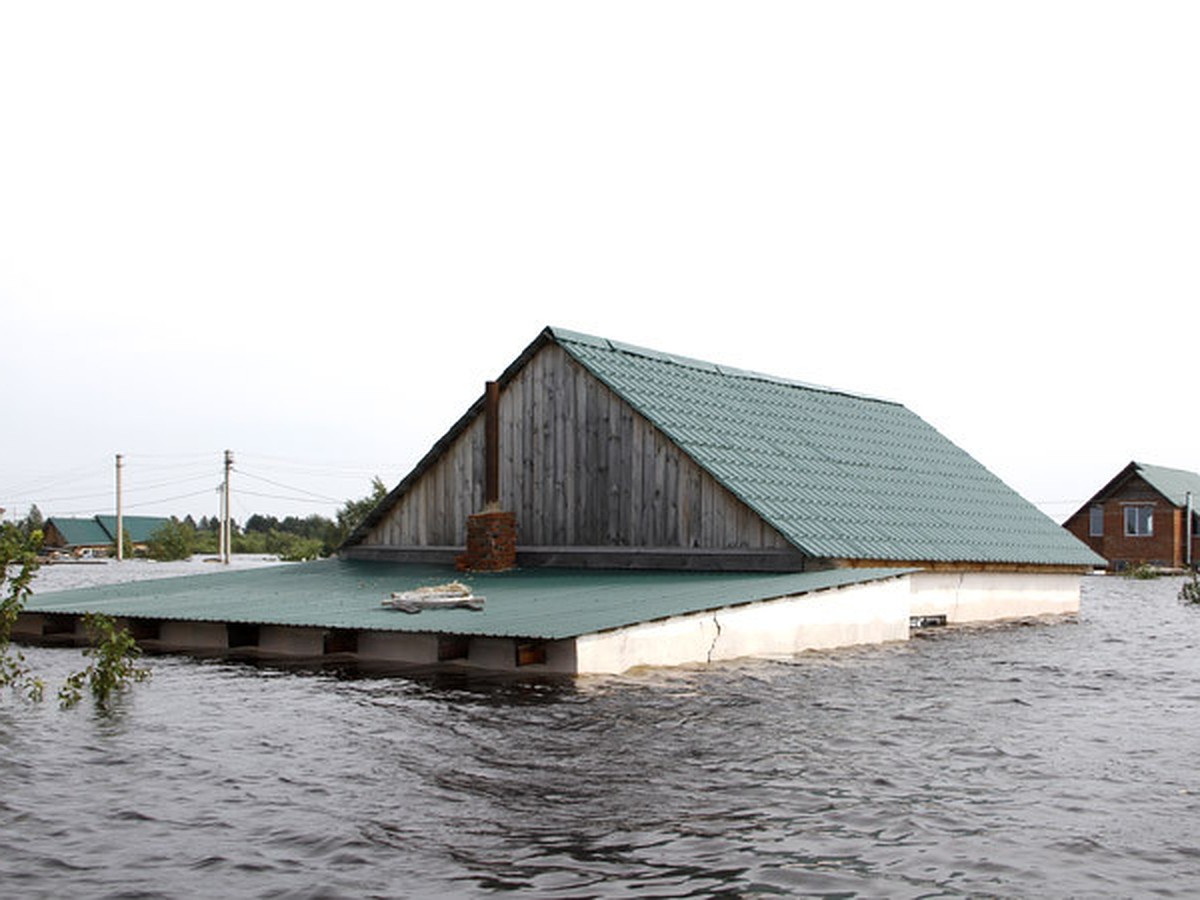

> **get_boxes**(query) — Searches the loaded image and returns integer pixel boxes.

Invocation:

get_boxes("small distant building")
[43,515,172,556]
[1064,462,1200,571]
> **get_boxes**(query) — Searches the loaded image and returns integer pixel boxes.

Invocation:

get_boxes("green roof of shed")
[25,559,913,641]
[550,328,1101,567]
[46,517,115,547]
[94,515,171,543]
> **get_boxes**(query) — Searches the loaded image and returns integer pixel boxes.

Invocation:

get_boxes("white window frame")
[1124,505,1153,537]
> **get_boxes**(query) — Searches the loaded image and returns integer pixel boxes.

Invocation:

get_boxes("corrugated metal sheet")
[552,328,1103,567]
[45,517,113,547]
[94,515,171,543]
[45,515,171,547]
[24,559,914,640]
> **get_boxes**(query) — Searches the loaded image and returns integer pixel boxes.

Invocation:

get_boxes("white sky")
[2,2,1197,528]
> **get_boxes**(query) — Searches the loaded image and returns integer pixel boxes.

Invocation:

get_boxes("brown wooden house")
[1064,461,1200,571]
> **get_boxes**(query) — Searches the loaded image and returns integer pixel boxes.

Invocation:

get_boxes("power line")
[123,488,217,511]
[233,468,342,503]
[236,488,342,505]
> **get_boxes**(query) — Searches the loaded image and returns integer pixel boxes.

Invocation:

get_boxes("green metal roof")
[46,517,114,547]
[550,327,1103,567]
[24,559,913,641]
[94,515,172,543]
[1132,462,1200,508]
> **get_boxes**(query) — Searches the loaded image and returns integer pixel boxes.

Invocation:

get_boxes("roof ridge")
[547,325,902,406]
[1135,460,1200,477]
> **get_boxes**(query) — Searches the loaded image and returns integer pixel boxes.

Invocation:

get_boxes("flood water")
[4,568,1200,898]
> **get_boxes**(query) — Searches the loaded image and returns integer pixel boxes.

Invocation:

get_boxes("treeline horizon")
[5,478,389,563]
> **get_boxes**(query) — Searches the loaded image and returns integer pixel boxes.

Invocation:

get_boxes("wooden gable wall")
[360,343,796,559]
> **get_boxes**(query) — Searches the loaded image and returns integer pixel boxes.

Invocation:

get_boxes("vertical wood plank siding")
[362,344,791,551]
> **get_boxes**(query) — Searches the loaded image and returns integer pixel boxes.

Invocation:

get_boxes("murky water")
[3,573,1200,898]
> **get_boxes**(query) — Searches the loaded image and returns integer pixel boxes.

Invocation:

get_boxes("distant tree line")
[5,478,390,564]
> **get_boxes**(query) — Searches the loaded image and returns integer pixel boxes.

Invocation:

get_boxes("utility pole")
[217,484,226,564]
[223,449,233,564]
[1187,491,1194,570]
[115,453,124,562]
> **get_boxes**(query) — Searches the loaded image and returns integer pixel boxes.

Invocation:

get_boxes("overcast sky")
[2,2,1196,530]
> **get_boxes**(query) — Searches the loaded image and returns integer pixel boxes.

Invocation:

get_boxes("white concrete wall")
[357,631,440,664]
[908,571,1081,623]
[573,575,913,675]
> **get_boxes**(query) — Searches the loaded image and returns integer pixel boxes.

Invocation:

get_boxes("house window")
[1089,505,1104,537]
[1124,505,1153,537]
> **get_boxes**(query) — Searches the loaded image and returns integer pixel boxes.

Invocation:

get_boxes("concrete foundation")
[575,575,913,675]
[357,631,440,664]
[258,625,325,657]
[909,571,1081,623]
[158,621,229,651]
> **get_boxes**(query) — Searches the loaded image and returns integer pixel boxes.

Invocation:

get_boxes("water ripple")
[4,576,1200,897]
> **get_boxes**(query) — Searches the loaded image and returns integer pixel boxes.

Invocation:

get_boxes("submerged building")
[20,327,1103,674]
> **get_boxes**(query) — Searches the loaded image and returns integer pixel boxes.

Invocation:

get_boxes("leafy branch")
[2,523,149,709]
[58,613,151,709]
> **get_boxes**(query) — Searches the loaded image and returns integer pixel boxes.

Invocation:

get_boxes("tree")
[1,524,45,700]
[331,477,388,551]
[244,514,281,534]
[146,518,193,561]
[20,504,44,539]
[116,528,134,560]
[2,522,150,709]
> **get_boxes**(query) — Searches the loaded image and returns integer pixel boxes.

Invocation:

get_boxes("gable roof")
[1133,462,1200,508]
[44,515,172,548]
[94,515,172,543]
[550,329,1099,567]
[350,327,1102,568]
[1074,461,1200,515]
[46,517,113,547]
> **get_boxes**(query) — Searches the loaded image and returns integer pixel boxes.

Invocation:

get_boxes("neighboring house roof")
[1131,462,1200,509]
[44,515,172,548]
[351,326,1102,568]
[25,559,914,641]
[1069,461,1200,519]
[94,515,172,543]
[46,517,113,548]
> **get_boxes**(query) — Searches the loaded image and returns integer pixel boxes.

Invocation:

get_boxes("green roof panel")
[1134,462,1200,508]
[25,559,914,641]
[46,517,113,547]
[94,515,172,543]
[551,328,1103,567]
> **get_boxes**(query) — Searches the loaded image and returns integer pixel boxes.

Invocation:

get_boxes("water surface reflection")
[3,576,1200,897]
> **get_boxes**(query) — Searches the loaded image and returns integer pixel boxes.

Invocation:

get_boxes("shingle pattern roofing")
[1134,462,1200,508]
[552,328,1102,567]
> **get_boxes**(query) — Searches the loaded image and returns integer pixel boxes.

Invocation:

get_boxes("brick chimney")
[456,381,517,572]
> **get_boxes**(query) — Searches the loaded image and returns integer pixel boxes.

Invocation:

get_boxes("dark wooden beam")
[485,380,500,507]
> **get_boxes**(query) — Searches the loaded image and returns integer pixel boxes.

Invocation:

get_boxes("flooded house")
[21,328,1102,674]
[1063,461,1200,572]
[42,514,171,557]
